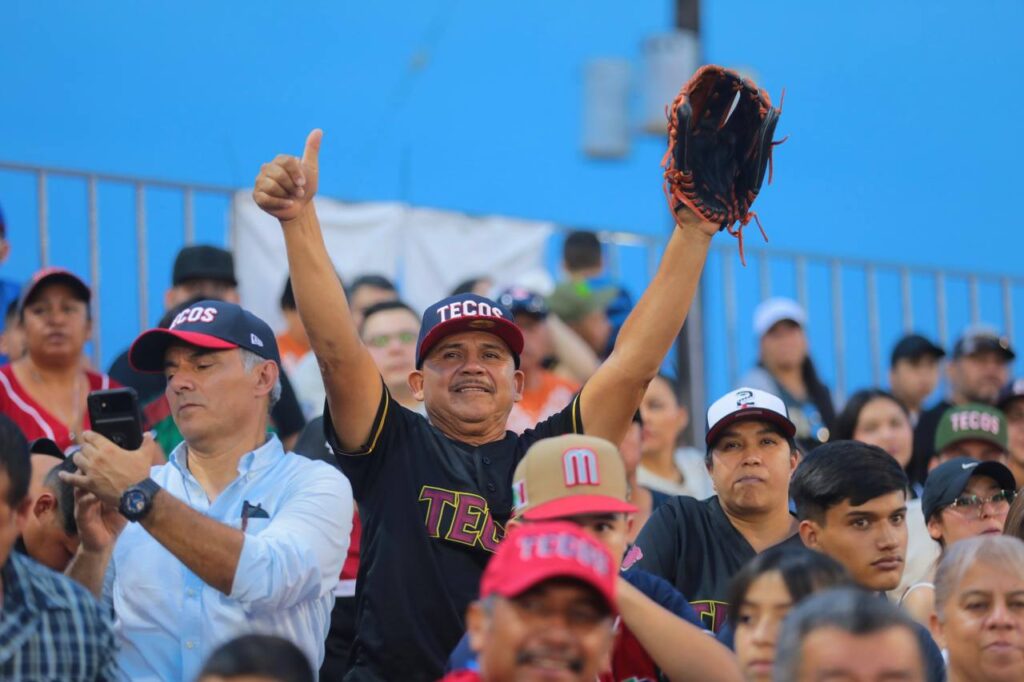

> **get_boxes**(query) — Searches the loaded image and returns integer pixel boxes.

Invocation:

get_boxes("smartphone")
[87,387,145,450]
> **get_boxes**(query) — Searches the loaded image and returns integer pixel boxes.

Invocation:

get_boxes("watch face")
[124,490,148,515]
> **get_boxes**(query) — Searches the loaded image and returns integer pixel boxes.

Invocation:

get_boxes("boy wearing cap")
[446,522,619,682]
[61,300,353,681]
[889,333,946,426]
[627,387,802,632]
[255,130,723,680]
[900,456,1017,626]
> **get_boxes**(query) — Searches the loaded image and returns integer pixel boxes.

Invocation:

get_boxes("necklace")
[27,365,85,443]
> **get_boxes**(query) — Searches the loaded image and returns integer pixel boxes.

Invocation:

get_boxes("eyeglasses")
[945,490,1016,518]
[365,331,418,348]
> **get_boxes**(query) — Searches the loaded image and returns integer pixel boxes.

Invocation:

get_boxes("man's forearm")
[66,547,114,598]
[140,490,244,595]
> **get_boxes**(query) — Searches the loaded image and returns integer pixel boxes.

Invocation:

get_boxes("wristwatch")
[119,478,162,522]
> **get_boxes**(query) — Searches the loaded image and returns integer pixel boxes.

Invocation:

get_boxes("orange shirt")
[276,330,311,374]
[506,370,579,434]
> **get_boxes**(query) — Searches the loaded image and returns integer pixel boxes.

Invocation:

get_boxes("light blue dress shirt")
[109,435,352,682]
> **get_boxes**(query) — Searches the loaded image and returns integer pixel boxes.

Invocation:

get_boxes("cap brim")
[417,315,524,367]
[20,272,91,312]
[129,328,238,373]
[490,562,617,614]
[28,438,64,459]
[706,408,796,446]
[973,460,1017,492]
[521,496,639,522]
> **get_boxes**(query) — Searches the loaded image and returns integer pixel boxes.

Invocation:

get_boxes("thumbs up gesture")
[253,129,322,222]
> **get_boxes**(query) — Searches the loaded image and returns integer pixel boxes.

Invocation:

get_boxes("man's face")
[928,475,1010,546]
[708,420,798,516]
[950,351,1010,404]
[640,376,687,460]
[938,439,1008,464]
[800,490,908,592]
[20,283,91,361]
[515,314,551,372]
[1003,399,1024,469]
[166,279,239,308]
[935,559,1024,682]
[411,331,523,433]
[163,345,275,447]
[0,470,32,571]
[361,308,420,395]
[796,625,925,682]
[467,579,615,682]
[889,356,941,407]
[21,455,78,571]
[349,285,398,326]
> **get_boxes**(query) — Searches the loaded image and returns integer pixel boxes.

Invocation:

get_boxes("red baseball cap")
[17,267,91,316]
[481,522,617,614]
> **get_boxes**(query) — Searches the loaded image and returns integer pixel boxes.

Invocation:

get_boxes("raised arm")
[579,211,717,446]
[253,130,383,451]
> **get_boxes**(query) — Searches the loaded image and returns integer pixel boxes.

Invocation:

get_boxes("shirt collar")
[169,434,286,478]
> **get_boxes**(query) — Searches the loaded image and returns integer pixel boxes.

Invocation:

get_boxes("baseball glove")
[662,65,783,264]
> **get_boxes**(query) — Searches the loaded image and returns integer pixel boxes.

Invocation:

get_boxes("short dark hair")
[346,274,396,303]
[775,587,923,681]
[728,545,851,627]
[280,277,296,311]
[198,634,314,682]
[563,231,602,271]
[359,300,420,335]
[832,389,909,442]
[0,415,30,506]
[42,457,79,536]
[790,440,909,524]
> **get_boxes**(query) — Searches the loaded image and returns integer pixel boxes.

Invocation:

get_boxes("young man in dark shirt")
[628,387,802,632]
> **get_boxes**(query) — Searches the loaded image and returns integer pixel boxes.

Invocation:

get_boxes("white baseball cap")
[705,387,796,446]
[753,297,807,337]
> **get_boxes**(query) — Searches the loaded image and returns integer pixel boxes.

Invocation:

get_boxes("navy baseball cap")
[415,293,524,369]
[952,325,1015,361]
[497,287,548,318]
[890,333,945,367]
[29,437,65,460]
[921,457,1017,521]
[129,300,280,373]
[172,245,237,286]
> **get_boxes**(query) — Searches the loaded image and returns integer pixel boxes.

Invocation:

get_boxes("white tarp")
[231,191,556,331]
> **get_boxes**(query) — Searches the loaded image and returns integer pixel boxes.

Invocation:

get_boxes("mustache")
[516,649,584,673]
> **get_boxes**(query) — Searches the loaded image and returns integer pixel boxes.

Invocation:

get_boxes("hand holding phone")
[87,388,145,450]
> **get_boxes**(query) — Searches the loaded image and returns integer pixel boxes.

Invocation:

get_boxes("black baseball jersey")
[627,495,801,632]
[324,386,582,682]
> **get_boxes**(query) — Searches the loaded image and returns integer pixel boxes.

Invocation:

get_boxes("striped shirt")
[0,550,119,681]
[0,364,114,451]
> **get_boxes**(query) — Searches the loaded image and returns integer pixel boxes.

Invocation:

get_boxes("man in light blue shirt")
[61,299,353,682]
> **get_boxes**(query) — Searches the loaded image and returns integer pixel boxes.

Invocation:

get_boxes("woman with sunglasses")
[900,457,1017,626]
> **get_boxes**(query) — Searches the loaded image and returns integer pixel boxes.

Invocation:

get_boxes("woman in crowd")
[833,388,915,491]
[740,297,835,452]
[726,545,851,682]
[636,374,713,501]
[0,268,116,451]
[932,535,1024,682]
[901,458,1016,627]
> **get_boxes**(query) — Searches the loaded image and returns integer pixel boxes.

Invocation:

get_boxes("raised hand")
[74,488,127,553]
[674,203,721,238]
[253,128,323,222]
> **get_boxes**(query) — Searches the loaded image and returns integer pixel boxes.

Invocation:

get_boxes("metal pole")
[867,265,881,386]
[183,188,195,245]
[796,256,808,312]
[723,252,738,388]
[901,267,913,332]
[1003,278,1015,343]
[135,184,148,330]
[37,171,49,267]
[759,250,770,301]
[969,276,980,325]
[88,176,101,366]
[936,272,949,349]
[831,260,846,400]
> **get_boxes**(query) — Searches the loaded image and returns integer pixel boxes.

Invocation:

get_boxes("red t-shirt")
[0,364,116,451]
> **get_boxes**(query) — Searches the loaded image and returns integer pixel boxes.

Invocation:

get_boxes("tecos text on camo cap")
[705,387,796,447]
[933,403,1008,454]
[415,293,524,369]
[480,521,618,614]
[128,300,281,373]
[512,434,638,521]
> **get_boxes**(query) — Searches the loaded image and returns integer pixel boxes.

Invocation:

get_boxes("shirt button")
[185,641,195,650]
[482,457,491,465]
[487,483,496,492]
[186,588,197,597]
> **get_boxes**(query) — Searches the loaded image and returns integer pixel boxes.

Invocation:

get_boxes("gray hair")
[934,535,1024,622]
[774,587,923,681]
[240,349,282,410]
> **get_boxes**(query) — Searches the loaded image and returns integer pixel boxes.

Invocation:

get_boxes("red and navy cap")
[415,293,524,369]
[17,267,91,316]
[129,300,281,373]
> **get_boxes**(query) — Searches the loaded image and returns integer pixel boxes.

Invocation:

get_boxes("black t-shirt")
[325,388,582,682]
[910,400,952,487]
[628,495,801,633]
